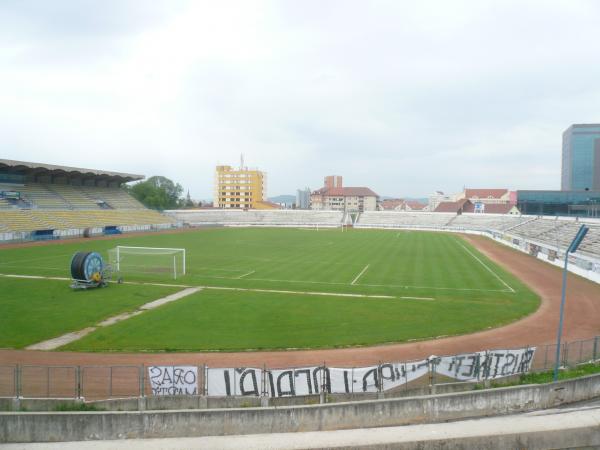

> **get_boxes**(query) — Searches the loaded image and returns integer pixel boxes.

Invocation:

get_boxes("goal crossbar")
[112,246,186,278]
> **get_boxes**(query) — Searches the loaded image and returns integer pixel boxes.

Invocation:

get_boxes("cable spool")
[70,252,104,281]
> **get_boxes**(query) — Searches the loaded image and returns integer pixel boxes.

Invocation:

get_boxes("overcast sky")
[2,0,600,199]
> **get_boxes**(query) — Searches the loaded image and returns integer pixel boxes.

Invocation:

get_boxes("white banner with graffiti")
[433,347,536,381]
[148,366,198,396]
[154,346,536,397]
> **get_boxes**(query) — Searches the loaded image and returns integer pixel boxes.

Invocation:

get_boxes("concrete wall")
[2,371,600,443]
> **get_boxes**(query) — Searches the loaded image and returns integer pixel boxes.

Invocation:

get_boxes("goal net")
[108,246,186,279]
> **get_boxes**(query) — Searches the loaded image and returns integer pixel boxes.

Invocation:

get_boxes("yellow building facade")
[213,165,267,209]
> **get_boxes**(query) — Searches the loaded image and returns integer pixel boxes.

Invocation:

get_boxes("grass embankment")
[475,362,600,389]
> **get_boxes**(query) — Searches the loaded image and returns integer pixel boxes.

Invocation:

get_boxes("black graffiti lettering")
[149,366,162,383]
[268,372,276,397]
[161,368,173,385]
[481,354,492,379]
[362,368,379,392]
[501,353,516,376]
[343,370,350,393]
[183,370,196,385]
[451,356,466,377]
[294,369,313,395]
[492,353,504,378]
[239,369,259,396]
[173,368,184,384]
[277,371,295,397]
[224,370,231,396]
[149,367,198,396]
[518,349,535,373]
[463,355,480,379]
[312,367,331,394]
[379,364,396,383]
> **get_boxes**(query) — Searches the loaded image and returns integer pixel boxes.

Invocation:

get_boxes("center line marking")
[237,270,255,279]
[351,264,370,285]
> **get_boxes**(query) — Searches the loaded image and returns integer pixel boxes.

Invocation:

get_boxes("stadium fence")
[1,335,598,401]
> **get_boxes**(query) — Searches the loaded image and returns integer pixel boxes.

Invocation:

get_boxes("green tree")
[127,176,184,210]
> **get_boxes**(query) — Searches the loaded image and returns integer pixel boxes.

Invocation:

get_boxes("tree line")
[124,176,199,210]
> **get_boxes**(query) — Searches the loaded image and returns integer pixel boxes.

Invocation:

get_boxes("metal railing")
[1,336,598,401]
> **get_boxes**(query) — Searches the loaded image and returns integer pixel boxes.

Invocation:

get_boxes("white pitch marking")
[456,240,515,293]
[0,272,505,294]
[25,287,202,350]
[237,270,255,279]
[351,264,370,285]
[0,253,72,266]
[0,273,395,300]
[400,296,435,301]
[357,282,508,293]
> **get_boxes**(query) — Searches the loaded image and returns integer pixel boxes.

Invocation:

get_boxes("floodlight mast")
[553,225,589,382]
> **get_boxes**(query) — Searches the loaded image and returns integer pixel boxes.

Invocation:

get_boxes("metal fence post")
[15,365,20,398]
[204,365,208,397]
[109,366,113,398]
[140,365,145,397]
[562,342,569,368]
[77,366,81,399]
[46,366,50,398]
[594,336,599,362]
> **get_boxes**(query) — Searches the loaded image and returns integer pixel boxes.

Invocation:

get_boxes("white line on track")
[456,241,515,293]
[351,264,370,285]
[237,270,255,279]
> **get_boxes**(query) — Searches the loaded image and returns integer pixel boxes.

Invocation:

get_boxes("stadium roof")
[0,159,144,183]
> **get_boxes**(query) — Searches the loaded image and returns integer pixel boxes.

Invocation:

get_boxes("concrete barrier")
[2,372,600,443]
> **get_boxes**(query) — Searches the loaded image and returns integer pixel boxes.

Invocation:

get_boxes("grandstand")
[2,158,600,272]
[356,211,455,228]
[167,209,344,227]
[0,159,175,241]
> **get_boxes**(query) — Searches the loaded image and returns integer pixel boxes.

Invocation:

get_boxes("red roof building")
[311,176,379,212]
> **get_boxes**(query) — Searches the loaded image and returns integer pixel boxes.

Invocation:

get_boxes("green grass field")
[0,228,540,351]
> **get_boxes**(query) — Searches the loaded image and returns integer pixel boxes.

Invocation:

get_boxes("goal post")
[108,246,186,279]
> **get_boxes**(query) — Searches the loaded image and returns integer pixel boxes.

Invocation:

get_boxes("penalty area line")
[237,270,256,279]
[351,264,370,285]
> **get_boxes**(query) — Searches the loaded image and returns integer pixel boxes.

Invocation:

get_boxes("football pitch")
[0,227,539,351]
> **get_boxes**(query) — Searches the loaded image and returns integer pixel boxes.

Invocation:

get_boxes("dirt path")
[1,234,599,368]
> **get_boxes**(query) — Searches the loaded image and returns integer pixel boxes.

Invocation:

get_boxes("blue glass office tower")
[561,124,600,191]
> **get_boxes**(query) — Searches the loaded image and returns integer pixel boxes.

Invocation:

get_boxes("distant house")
[404,200,427,211]
[434,199,520,215]
[310,176,379,212]
[381,199,404,210]
[434,199,472,214]
[429,191,453,211]
[457,188,513,205]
